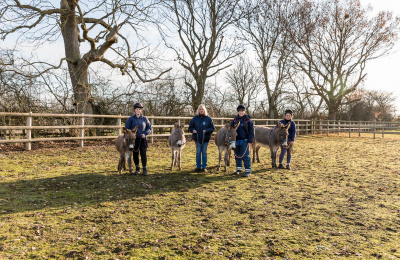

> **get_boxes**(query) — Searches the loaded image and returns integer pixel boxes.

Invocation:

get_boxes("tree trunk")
[60,0,93,115]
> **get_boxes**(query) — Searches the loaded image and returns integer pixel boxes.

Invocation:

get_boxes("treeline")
[0,0,399,122]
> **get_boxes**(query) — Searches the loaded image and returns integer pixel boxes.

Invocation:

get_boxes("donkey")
[252,122,291,168]
[115,126,139,174]
[168,122,186,171]
[215,122,240,171]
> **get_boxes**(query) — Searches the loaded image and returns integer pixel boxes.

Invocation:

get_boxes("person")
[125,102,152,175]
[188,104,215,172]
[231,104,254,177]
[277,109,296,170]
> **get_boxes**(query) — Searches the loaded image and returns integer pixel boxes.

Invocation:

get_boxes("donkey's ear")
[123,127,128,134]
[132,126,139,132]
[226,123,231,129]
[174,121,179,128]
[285,122,291,129]
[234,121,240,130]
[278,122,284,128]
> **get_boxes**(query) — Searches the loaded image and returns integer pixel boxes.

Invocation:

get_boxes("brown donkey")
[214,122,240,171]
[252,122,290,168]
[115,126,139,174]
[168,122,186,170]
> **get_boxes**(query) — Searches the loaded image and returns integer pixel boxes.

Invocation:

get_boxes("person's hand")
[203,130,206,133]
[193,130,197,133]
[289,141,294,145]
[141,134,145,138]
[247,143,252,147]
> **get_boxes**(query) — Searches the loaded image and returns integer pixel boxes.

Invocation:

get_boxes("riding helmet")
[285,109,293,115]
[134,102,144,109]
[237,104,246,111]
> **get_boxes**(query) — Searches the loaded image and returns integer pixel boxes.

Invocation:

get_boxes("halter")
[280,139,287,144]
[180,133,193,146]
[224,131,236,147]
[124,136,142,152]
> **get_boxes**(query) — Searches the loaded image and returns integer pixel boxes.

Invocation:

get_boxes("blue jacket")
[231,115,254,144]
[125,114,152,137]
[188,115,215,143]
[278,119,296,142]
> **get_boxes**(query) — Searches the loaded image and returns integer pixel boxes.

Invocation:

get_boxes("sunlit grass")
[0,134,399,259]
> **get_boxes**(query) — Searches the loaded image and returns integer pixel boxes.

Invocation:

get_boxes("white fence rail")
[0,112,399,150]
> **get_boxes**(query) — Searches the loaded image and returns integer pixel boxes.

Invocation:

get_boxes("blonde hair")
[197,104,208,116]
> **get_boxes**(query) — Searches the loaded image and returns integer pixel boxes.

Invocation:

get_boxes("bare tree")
[225,55,263,114]
[0,0,171,115]
[289,0,400,120]
[237,0,296,118]
[161,0,243,112]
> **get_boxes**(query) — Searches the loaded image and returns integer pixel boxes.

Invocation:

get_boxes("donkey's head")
[173,122,185,147]
[225,121,240,149]
[123,126,138,151]
[276,122,290,148]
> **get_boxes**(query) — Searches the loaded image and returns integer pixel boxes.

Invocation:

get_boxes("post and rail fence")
[0,112,399,151]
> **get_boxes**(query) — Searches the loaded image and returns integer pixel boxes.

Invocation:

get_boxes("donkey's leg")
[256,145,261,163]
[170,149,175,170]
[225,148,230,172]
[178,149,182,171]
[270,147,277,168]
[126,152,133,174]
[252,143,256,163]
[217,147,222,171]
[118,155,125,174]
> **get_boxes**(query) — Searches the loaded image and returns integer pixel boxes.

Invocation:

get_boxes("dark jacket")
[231,115,254,144]
[188,115,215,144]
[278,119,296,142]
[125,114,152,137]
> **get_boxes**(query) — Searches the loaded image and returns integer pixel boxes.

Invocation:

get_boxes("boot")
[143,167,148,176]
[286,164,291,170]
[278,164,285,169]
[134,166,140,175]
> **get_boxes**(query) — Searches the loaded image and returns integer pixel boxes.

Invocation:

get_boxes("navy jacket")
[231,115,254,144]
[188,115,215,143]
[278,119,296,142]
[125,114,152,137]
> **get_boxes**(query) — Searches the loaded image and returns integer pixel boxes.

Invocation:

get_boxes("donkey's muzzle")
[177,140,182,147]
[230,143,236,149]
[128,144,134,150]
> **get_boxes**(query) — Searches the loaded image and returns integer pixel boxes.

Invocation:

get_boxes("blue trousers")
[234,140,251,173]
[279,146,292,165]
[195,142,208,168]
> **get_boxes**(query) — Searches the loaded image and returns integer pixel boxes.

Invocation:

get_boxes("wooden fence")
[0,112,399,151]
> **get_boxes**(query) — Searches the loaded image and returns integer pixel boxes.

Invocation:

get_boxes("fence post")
[382,123,384,138]
[358,121,361,137]
[312,119,314,135]
[327,120,329,136]
[306,120,308,135]
[117,115,122,136]
[26,111,32,151]
[338,121,340,136]
[373,121,376,139]
[79,113,85,148]
[151,118,154,144]
[348,121,351,138]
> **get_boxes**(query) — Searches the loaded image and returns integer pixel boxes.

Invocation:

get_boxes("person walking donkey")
[232,104,254,177]
[125,103,152,175]
[189,104,215,172]
[277,109,296,170]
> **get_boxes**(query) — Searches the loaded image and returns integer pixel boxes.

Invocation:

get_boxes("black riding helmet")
[285,109,293,115]
[134,102,144,109]
[237,104,246,111]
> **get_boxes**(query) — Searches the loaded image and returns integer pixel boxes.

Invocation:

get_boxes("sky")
[362,0,400,112]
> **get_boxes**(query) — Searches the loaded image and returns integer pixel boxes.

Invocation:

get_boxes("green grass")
[0,135,400,259]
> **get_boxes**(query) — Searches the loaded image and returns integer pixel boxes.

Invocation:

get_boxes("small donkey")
[168,122,186,171]
[214,122,240,171]
[115,126,138,174]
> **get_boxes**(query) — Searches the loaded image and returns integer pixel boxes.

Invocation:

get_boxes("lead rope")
[234,144,250,159]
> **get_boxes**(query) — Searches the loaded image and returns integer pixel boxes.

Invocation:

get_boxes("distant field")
[0,135,399,259]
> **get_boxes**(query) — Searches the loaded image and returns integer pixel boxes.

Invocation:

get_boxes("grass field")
[0,134,400,259]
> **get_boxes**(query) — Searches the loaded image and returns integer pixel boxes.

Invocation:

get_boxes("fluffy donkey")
[168,122,186,170]
[115,126,138,174]
[214,122,240,171]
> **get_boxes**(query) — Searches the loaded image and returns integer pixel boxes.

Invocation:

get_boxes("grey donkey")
[168,122,186,171]
[252,122,291,168]
[115,126,139,174]
[215,122,240,171]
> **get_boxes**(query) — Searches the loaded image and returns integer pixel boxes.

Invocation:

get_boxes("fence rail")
[1,112,399,150]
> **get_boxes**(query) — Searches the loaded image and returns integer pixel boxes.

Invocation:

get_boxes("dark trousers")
[133,137,147,167]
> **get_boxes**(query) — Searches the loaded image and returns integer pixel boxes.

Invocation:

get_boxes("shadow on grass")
[1,169,248,215]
